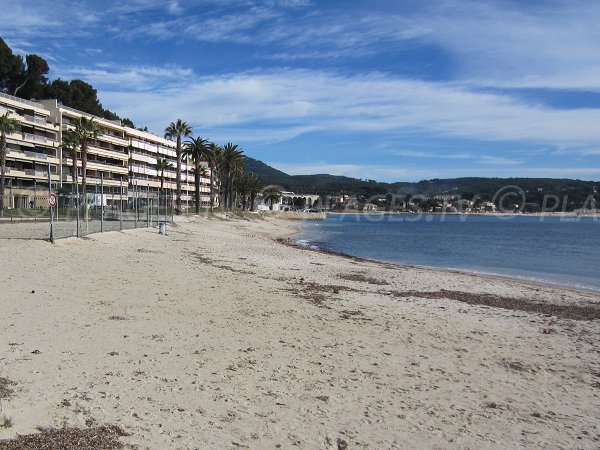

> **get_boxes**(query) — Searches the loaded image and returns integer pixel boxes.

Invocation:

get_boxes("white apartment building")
[126,127,214,209]
[0,93,60,208]
[40,99,129,204]
[1,95,215,212]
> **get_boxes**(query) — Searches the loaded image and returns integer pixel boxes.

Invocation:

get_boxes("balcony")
[6,148,58,164]
[22,114,58,130]
[22,132,57,147]
[88,144,129,162]
[5,167,59,181]
[98,132,128,147]
[86,160,128,175]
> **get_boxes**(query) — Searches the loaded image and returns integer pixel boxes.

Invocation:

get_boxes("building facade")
[1,95,215,212]
[40,99,129,205]
[0,93,60,209]
[126,127,214,209]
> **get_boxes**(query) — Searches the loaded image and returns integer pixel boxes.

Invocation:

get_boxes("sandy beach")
[0,215,599,449]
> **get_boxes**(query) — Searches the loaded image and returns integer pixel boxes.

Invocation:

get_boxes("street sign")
[47,193,57,207]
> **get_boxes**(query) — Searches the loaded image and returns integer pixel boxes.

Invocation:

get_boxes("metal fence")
[0,180,174,241]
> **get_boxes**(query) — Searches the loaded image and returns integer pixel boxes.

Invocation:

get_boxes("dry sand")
[0,215,599,449]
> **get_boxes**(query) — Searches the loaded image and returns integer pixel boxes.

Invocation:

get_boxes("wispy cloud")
[53,64,194,91]
[96,68,600,146]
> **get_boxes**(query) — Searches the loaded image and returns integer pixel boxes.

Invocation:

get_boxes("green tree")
[262,186,282,210]
[206,142,221,211]
[0,38,22,94]
[13,54,49,98]
[221,143,245,209]
[183,136,210,214]
[243,172,262,211]
[0,112,21,216]
[211,143,224,209]
[60,130,80,186]
[155,158,174,192]
[164,119,192,214]
[72,117,99,198]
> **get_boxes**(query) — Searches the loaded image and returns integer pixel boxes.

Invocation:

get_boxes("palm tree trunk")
[217,175,222,209]
[175,137,182,214]
[81,142,87,199]
[71,151,78,208]
[224,171,230,209]
[209,165,214,212]
[194,161,200,214]
[0,134,6,217]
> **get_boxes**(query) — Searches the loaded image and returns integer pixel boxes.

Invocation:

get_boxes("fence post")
[76,170,80,238]
[47,163,54,243]
[9,179,12,223]
[101,173,104,233]
[119,178,123,231]
[34,179,37,223]
[134,181,138,229]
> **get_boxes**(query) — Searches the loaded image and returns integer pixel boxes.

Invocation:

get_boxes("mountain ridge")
[244,156,599,210]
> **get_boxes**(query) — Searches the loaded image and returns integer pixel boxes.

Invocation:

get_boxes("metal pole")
[47,163,54,243]
[134,181,138,228]
[76,169,80,238]
[101,173,104,233]
[146,185,150,228]
[34,179,37,222]
[171,188,174,222]
[9,179,12,222]
[119,178,123,231]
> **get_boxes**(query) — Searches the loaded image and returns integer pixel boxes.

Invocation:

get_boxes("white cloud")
[53,64,194,90]
[96,68,600,146]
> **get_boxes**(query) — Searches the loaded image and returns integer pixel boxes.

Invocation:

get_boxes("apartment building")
[40,100,129,205]
[0,92,60,209]
[1,95,215,212]
[126,127,214,209]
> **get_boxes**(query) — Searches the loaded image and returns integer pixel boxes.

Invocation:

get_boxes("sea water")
[297,213,600,292]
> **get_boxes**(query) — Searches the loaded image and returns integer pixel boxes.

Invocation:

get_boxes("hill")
[244,157,598,210]
[245,156,392,196]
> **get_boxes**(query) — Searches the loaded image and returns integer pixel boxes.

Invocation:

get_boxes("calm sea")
[297,213,600,293]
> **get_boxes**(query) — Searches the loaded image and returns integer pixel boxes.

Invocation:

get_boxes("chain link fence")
[0,181,174,241]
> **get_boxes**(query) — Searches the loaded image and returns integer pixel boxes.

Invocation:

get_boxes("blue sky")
[2,0,599,182]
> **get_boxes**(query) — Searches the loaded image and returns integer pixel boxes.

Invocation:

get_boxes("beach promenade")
[0,216,598,448]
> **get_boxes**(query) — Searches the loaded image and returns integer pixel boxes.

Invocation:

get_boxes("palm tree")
[164,119,192,214]
[60,130,80,207]
[183,136,210,214]
[246,173,263,211]
[72,117,99,198]
[237,173,262,211]
[155,158,174,192]
[221,143,245,209]
[0,112,21,217]
[60,130,80,186]
[211,144,224,208]
[262,186,282,210]
[207,142,221,211]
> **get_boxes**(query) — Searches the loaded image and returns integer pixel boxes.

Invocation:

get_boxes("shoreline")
[324,210,600,218]
[290,215,600,296]
[282,234,600,297]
